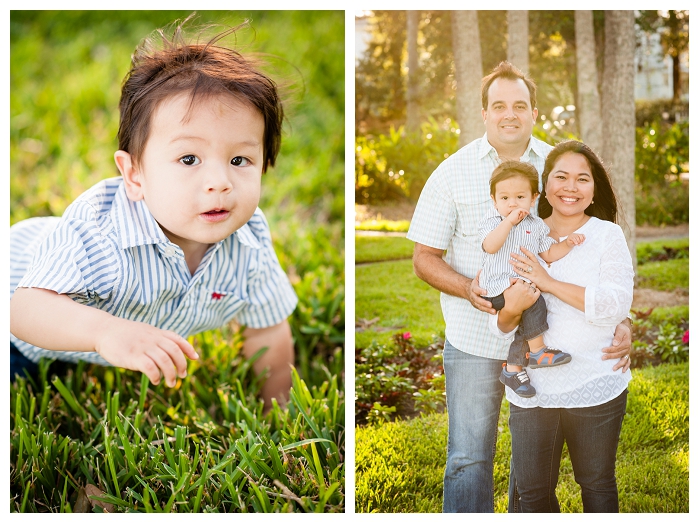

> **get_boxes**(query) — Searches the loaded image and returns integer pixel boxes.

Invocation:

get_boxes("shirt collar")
[477,133,549,162]
[111,180,262,250]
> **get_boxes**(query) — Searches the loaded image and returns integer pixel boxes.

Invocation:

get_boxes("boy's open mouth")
[201,209,230,222]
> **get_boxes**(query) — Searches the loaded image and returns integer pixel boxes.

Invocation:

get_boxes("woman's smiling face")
[545,151,595,218]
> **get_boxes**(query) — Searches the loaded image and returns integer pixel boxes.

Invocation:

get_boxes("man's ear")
[532,107,539,123]
[482,108,487,124]
[114,150,144,201]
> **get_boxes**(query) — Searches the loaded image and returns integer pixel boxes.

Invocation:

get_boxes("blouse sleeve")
[584,224,634,326]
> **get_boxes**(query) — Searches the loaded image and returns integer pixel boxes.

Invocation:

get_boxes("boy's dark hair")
[490,160,539,197]
[118,17,283,173]
[538,140,618,223]
[481,61,537,110]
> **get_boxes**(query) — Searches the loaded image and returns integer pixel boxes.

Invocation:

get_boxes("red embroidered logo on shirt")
[211,292,225,300]
[526,231,531,234]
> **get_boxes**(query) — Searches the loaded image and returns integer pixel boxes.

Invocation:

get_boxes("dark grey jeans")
[485,292,548,367]
[508,389,628,512]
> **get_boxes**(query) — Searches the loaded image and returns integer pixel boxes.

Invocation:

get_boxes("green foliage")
[355,119,460,204]
[11,330,344,512]
[630,306,689,367]
[355,363,689,513]
[634,119,689,226]
[636,238,688,265]
[355,334,444,425]
[355,219,410,233]
[355,235,413,264]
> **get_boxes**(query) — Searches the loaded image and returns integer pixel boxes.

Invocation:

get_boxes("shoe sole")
[528,354,572,369]
[499,375,536,398]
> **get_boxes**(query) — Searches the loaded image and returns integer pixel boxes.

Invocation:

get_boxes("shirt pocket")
[454,191,492,242]
[193,287,247,332]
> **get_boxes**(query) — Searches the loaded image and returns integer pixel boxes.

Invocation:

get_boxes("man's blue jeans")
[442,339,506,512]
[508,389,628,512]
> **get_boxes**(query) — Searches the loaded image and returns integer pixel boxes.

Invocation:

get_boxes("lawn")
[10,10,344,513]
[355,233,689,512]
[355,362,689,513]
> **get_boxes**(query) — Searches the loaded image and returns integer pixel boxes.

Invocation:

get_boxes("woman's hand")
[510,247,555,292]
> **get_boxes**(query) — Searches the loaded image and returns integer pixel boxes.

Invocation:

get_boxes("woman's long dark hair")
[538,140,618,223]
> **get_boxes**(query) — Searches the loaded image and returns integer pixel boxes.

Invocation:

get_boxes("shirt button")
[164,246,176,257]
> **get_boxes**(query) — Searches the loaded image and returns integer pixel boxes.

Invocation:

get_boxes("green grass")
[355,219,410,233]
[355,235,414,264]
[636,259,689,292]
[355,363,689,513]
[355,260,443,348]
[10,10,344,512]
[11,330,344,512]
[355,235,689,350]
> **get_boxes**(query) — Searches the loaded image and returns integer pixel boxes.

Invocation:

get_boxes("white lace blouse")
[499,217,634,408]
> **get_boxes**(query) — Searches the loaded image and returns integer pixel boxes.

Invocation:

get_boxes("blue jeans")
[442,339,506,512]
[508,389,628,512]
[10,342,38,381]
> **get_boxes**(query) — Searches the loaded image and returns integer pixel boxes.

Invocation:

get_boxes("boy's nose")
[205,165,233,192]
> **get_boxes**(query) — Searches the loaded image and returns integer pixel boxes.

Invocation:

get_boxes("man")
[406,61,632,513]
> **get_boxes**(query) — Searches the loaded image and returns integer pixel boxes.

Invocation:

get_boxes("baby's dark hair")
[489,160,539,197]
[118,16,283,173]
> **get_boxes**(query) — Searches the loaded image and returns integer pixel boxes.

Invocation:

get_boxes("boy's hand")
[506,208,529,225]
[95,318,198,387]
[565,233,586,247]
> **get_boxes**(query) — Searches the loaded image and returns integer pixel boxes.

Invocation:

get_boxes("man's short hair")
[489,160,539,197]
[481,61,537,111]
[117,17,283,173]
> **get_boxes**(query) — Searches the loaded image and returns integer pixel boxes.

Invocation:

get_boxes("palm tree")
[452,10,483,147]
[574,10,603,155]
[507,10,529,74]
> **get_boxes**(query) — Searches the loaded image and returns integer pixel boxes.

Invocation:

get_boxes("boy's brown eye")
[180,155,200,166]
[231,157,249,167]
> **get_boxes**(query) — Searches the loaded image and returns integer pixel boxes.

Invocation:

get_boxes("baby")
[9,20,297,406]
[478,161,584,397]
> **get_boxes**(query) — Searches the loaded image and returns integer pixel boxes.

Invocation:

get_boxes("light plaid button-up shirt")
[407,133,553,360]
[10,177,298,364]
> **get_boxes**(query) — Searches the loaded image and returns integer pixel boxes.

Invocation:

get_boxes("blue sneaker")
[499,365,536,398]
[527,347,572,369]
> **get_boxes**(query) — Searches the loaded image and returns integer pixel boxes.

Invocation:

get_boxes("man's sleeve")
[235,213,299,329]
[406,170,456,250]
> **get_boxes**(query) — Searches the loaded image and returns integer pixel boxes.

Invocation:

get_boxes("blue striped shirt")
[407,133,553,360]
[10,177,298,364]
[478,208,556,297]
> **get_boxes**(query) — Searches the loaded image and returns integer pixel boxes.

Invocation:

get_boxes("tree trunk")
[601,10,637,271]
[574,10,603,155]
[406,10,420,133]
[507,10,529,74]
[452,10,483,148]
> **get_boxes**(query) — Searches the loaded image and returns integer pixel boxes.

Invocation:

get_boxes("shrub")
[355,118,460,204]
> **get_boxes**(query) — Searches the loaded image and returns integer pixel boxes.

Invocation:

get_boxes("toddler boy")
[478,161,584,397]
[10,20,298,405]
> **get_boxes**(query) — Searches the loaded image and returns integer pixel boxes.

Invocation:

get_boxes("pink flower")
[402,332,412,340]
[682,330,689,344]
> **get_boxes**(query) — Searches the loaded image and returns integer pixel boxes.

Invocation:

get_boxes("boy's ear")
[114,150,144,201]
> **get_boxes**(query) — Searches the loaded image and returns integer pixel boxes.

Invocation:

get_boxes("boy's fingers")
[140,357,162,385]
[164,330,199,360]
[148,348,178,387]
[158,338,189,378]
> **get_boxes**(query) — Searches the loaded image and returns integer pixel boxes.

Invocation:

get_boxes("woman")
[496,140,634,512]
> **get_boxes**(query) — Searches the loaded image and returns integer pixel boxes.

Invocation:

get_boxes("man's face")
[123,92,265,258]
[482,78,538,155]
